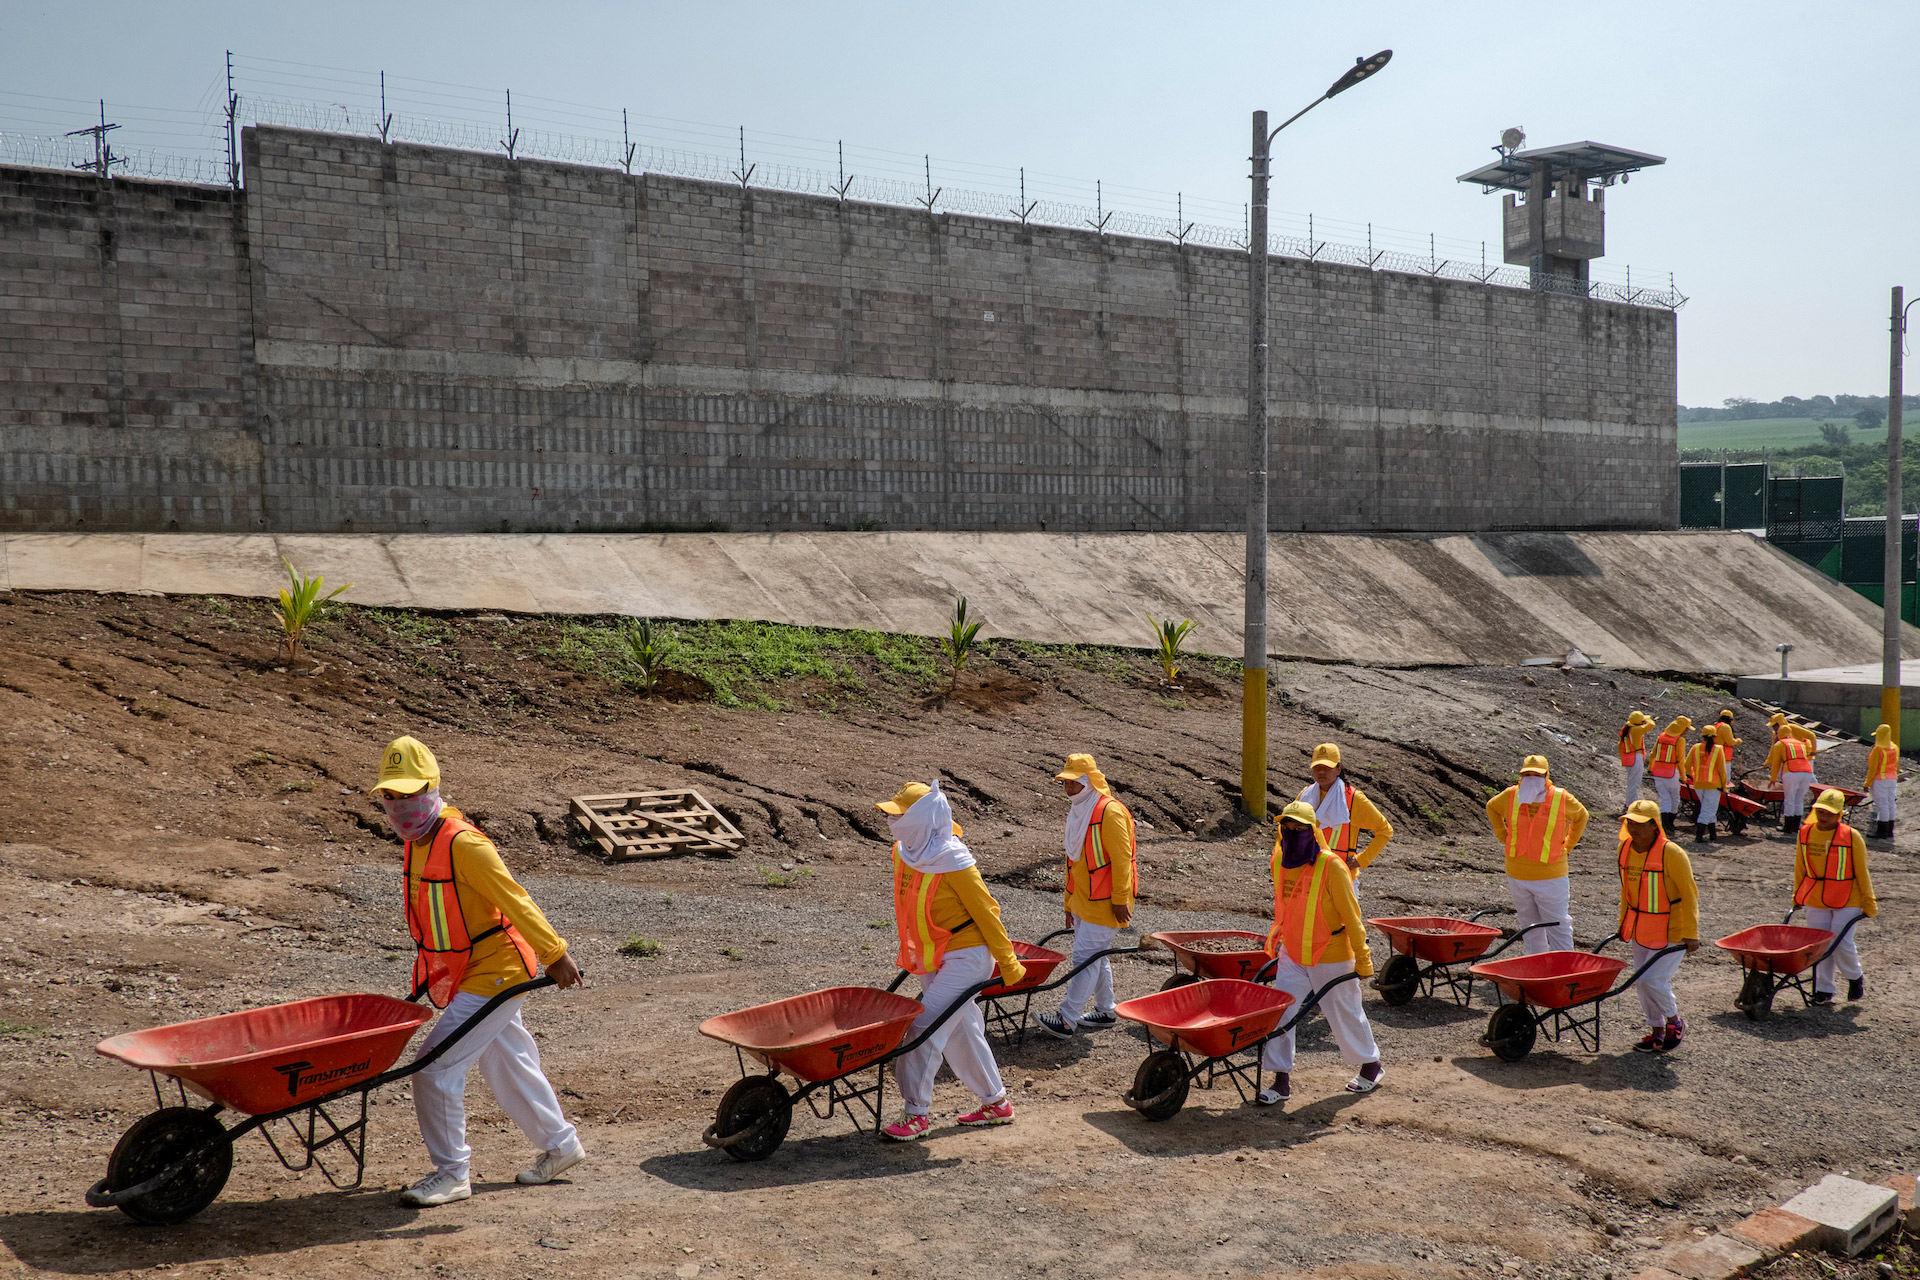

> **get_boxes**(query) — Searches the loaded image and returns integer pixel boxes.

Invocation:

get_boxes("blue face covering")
[1280,825,1319,868]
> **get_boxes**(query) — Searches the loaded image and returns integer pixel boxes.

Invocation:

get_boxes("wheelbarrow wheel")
[1126,1050,1190,1122]
[1483,1004,1538,1062]
[709,1075,792,1162]
[1726,811,1748,837]
[1737,970,1774,1022]
[1375,954,1420,1007]
[103,1106,232,1225]
[1159,972,1199,993]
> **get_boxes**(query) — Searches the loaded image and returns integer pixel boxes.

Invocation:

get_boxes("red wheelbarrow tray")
[1115,979,1295,1059]
[1737,780,1867,807]
[1368,916,1503,965]
[94,993,433,1117]
[1468,952,1627,1009]
[1149,930,1271,980]
[1715,924,1835,976]
[700,986,924,1083]
[979,941,1067,998]
[1683,784,1764,817]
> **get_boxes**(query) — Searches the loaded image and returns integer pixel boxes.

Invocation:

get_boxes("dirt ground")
[0,590,1914,1280]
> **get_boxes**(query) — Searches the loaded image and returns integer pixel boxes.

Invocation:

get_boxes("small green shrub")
[272,558,352,664]
[758,865,814,889]
[281,779,314,793]
[720,946,744,961]
[1147,615,1196,682]
[941,597,984,687]
[617,617,673,695]
[620,934,664,958]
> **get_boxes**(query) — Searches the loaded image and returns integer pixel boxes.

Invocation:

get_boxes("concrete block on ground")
[1725,1206,1820,1256]
[1658,1233,1764,1280]
[1880,1173,1919,1231]
[1779,1174,1900,1257]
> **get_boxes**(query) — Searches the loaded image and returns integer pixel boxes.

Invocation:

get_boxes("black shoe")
[1877,820,1892,839]
[1889,821,1896,839]
[1707,824,1718,842]
[1660,814,1675,836]
[1848,978,1864,1002]
[1810,990,1834,1006]
[1693,824,1708,842]
[1782,815,1796,834]
[1077,1010,1118,1030]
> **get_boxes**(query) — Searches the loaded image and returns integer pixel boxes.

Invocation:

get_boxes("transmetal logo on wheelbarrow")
[272,1056,373,1098]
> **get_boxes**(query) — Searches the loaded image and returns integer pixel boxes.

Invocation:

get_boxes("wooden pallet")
[568,789,745,860]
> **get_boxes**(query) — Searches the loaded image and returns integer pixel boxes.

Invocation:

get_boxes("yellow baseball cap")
[1054,753,1101,781]
[1278,799,1320,827]
[875,782,931,815]
[1768,712,1786,728]
[1811,788,1847,816]
[1519,754,1551,776]
[373,735,439,795]
[1626,711,1653,727]
[1311,743,1341,769]
[1622,799,1661,825]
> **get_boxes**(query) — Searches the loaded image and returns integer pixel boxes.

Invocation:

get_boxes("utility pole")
[65,100,121,179]
[1886,286,1911,747]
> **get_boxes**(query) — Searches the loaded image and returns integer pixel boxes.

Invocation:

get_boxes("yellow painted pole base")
[1882,687,1902,750]
[1242,667,1268,819]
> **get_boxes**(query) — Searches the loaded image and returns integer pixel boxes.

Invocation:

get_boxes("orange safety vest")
[1265,847,1342,965]
[1648,733,1683,779]
[1617,833,1675,947]
[892,848,965,976]
[1065,795,1131,902]
[1310,782,1359,855]
[1869,747,1899,784]
[1779,736,1813,774]
[1503,785,1571,865]
[1794,823,1858,910]
[405,814,538,1009]
[1618,725,1645,767]
[1685,743,1726,791]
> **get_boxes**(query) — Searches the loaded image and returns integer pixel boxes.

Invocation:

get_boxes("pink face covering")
[380,789,444,842]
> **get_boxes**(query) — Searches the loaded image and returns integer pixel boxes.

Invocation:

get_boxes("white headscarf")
[887,781,976,874]
[1299,780,1350,829]
[1064,779,1104,861]
[1518,775,1548,805]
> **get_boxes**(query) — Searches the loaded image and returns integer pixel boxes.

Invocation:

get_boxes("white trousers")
[412,993,577,1181]
[1803,906,1865,993]
[1505,875,1573,954]
[1652,774,1681,814]
[1260,952,1378,1073]
[1629,941,1683,1028]
[1781,772,1814,818]
[896,946,1005,1115]
[1872,779,1897,821]
[1053,918,1119,1026]
[1695,789,1721,824]
[1621,757,1645,811]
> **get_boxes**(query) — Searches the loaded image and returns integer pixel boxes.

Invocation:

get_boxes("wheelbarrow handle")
[1781,904,1800,925]
[1606,943,1691,999]
[885,968,912,994]
[1484,919,1561,961]
[1813,908,1869,966]
[1589,933,1619,955]
[1019,946,1144,997]
[373,975,559,1088]
[1036,927,1076,949]
[884,977,1002,1063]
[1467,908,1501,924]
[1275,970,1363,1036]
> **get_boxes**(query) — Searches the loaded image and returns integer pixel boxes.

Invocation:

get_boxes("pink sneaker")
[957,1099,1015,1127]
[881,1113,931,1142]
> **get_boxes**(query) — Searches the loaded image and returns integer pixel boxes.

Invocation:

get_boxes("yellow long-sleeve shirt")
[1485,784,1590,880]
[1684,742,1729,791]
[1765,737,1816,786]
[404,807,568,998]
[1616,835,1700,943]
[1298,783,1395,872]
[1064,797,1137,928]
[1269,849,1373,976]
[915,862,1027,984]
[1620,721,1652,757]
[1793,823,1879,915]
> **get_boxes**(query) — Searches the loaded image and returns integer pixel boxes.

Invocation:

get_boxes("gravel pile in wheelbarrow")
[1184,936,1264,953]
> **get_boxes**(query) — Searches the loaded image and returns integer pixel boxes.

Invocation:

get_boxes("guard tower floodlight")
[1456,140,1664,291]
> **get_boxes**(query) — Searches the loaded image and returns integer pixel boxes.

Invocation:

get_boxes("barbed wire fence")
[1,52,1686,310]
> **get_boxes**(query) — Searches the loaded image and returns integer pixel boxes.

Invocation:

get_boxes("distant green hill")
[1678,417,1882,453]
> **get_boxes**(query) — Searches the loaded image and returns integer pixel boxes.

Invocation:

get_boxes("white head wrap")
[886,781,976,874]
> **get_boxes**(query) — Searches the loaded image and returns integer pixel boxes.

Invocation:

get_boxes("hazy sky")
[4,1,1915,407]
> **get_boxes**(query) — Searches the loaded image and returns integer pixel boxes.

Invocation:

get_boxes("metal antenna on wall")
[501,90,519,160]
[622,109,635,175]
[379,71,392,145]
[65,99,122,179]
[1010,167,1036,225]
[831,140,854,201]
[1171,192,1193,245]
[224,51,240,187]
[730,126,754,188]
[917,155,940,213]
[1086,180,1112,235]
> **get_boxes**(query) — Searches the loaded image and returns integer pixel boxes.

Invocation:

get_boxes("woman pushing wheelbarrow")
[1616,800,1701,1053]
[874,780,1027,1140]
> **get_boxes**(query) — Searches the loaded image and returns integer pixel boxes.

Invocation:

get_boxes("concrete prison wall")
[1,125,1678,535]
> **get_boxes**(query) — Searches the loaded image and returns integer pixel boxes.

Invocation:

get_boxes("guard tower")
[1457,136,1664,291]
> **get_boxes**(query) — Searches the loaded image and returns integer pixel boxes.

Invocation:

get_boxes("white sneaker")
[516,1137,587,1185]
[398,1170,471,1207]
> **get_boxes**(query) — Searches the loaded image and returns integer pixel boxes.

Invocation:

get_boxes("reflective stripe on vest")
[1618,725,1644,767]
[1649,733,1682,778]
[1318,783,1357,854]
[893,848,954,975]
[1266,847,1336,965]
[1795,823,1858,910]
[1617,833,1673,947]
[1870,747,1898,783]
[405,815,538,1009]
[1687,744,1726,790]
[1780,737,1813,774]
[1504,785,1569,864]
[1068,796,1119,902]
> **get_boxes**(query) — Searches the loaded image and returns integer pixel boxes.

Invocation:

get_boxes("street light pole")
[1241,50,1392,819]
[1885,286,1913,748]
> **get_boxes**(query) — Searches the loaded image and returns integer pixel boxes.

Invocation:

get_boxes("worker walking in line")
[1615,800,1701,1053]
[1298,743,1394,882]
[1794,789,1878,1004]
[1766,714,1819,834]
[1863,723,1899,840]
[1618,712,1655,814]
[876,780,1026,1139]
[1649,716,1691,836]
[373,736,586,1209]
[1484,755,1588,954]
[1037,753,1136,1039]
[1683,728,1730,842]
[1255,800,1382,1106]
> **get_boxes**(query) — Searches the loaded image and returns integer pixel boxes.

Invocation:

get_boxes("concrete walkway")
[2,529,1911,674]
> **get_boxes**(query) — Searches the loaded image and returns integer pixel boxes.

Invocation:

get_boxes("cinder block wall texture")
[2,125,1677,534]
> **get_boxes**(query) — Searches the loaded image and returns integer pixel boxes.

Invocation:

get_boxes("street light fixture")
[1242,50,1393,819]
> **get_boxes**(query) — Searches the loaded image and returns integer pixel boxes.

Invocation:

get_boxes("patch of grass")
[1151,695,1191,711]
[757,865,814,889]
[619,934,664,958]
[204,597,231,616]
[720,946,744,961]
[371,609,452,649]
[1677,417,1871,453]
[281,779,314,793]
[866,920,886,930]
[0,1021,42,1037]
[243,751,274,767]
[382,952,400,962]
[1418,800,1452,824]
[1482,785,1500,799]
